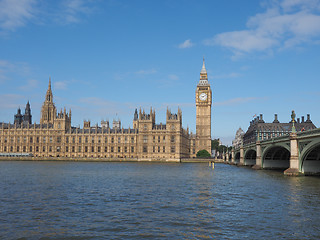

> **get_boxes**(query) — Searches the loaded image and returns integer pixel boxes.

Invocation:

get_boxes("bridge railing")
[297,128,320,137]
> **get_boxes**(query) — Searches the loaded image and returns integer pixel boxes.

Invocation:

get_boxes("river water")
[0,161,320,239]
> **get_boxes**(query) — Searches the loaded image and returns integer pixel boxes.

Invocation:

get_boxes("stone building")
[232,128,244,149]
[0,60,212,161]
[243,113,317,145]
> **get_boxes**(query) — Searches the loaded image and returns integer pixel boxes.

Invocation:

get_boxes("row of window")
[2,146,136,153]
[0,136,137,144]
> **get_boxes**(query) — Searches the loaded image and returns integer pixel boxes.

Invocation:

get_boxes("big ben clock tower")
[196,59,212,154]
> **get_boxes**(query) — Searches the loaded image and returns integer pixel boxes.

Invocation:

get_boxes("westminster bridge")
[224,128,320,176]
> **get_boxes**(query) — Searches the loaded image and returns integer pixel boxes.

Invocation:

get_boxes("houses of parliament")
[0,61,212,161]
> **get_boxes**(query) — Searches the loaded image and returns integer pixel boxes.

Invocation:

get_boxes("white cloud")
[204,0,320,58]
[178,39,194,49]
[54,81,68,90]
[214,97,260,106]
[20,79,38,91]
[0,59,30,81]
[56,0,95,24]
[212,72,241,79]
[135,68,157,75]
[0,94,24,109]
[168,74,179,81]
[0,0,36,31]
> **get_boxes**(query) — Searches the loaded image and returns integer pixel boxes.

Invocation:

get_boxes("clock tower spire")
[195,58,212,155]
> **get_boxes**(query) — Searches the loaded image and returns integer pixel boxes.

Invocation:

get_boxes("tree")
[196,149,211,158]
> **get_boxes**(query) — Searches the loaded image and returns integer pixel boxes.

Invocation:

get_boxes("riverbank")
[0,156,221,163]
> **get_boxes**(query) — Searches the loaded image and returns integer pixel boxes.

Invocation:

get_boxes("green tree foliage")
[196,149,211,158]
[211,139,232,153]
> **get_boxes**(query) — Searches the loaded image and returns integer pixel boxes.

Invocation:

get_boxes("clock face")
[199,93,207,101]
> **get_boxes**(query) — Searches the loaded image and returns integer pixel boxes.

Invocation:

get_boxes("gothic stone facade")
[0,62,212,161]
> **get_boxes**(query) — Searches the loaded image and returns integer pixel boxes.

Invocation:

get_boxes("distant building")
[0,60,213,160]
[14,101,32,125]
[232,128,244,148]
[243,113,317,145]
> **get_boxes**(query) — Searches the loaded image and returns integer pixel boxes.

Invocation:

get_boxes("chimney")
[306,114,312,123]
[273,114,279,123]
[260,114,263,120]
[302,116,305,123]
[297,118,300,123]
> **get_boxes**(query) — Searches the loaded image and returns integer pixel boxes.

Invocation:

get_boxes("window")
[50,137,53,143]
[43,146,45,152]
[4,137,7,143]
[85,146,88,152]
[98,146,101,152]
[118,137,121,143]
[105,137,108,143]
[144,124,147,130]
[124,147,127,153]
[57,146,60,152]
[4,146,7,152]
[43,137,46,143]
[30,137,33,143]
[79,137,82,143]
[92,137,94,143]
[17,137,20,143]
[23,146,26,152]
[171,136,175,143]
[78,146,81,152]
[72,137,75,143]
[57,136,61,143]
[91,146,94,152]
[163,146,165,153]
[36,146,39,152]
[163,136,165,143]
[105,146,107,152]
[66,137,69,143]
[72,146,75,152]
[158,136,160,143]
[30,146,32,152]
[131,137,134,144]
[36,137,39,143]
[98,137,101,143]
[10,146,13,152]
[158,146,160,152]
[85,137,88,143]
[143,135,148,143]
[171,146,175,153]
[111,137,114,143]
[131,146,134,153]
[17,146,19,152]
[125,137,127,143]
[153,136,155,143]
[111,147,114,152]
[153,146,155,153]
[118,147,121,153]
[66,146,69,152]
[143,146,147,153]
[23,137,27,143]
[49,146,52,152]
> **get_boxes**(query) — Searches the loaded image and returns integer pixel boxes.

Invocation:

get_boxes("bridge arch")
[234,152,240,163]
[300,139,320,174]
[244,149,256,166]
[262,145,290,169]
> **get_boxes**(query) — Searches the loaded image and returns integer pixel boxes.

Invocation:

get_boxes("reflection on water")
[0,162,320,239]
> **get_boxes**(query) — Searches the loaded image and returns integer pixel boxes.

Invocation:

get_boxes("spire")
[49,77,51,90]
[199,58,209,85]
[45,77,53,102]
[200,57,207,74]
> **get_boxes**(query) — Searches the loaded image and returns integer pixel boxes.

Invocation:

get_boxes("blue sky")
[1,0,320,145]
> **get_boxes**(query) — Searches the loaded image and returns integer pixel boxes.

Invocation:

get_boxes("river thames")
[0,161,320,239]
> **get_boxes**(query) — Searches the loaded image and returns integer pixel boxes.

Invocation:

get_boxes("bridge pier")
[284,132,302,176]
[231,150,234,163]
[239,145,244,165]
[252,141,262,170]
